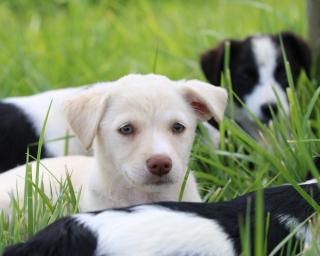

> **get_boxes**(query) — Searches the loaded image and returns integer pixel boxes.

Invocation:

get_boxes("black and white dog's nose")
[261,103,278,121]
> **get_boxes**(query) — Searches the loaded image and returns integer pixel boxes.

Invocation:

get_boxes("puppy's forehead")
[114,77,180,99]
[251,36,278,67]
[107,75,191,117]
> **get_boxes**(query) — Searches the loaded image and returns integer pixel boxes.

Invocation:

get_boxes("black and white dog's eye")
[118,124,135,135]
[172,122,185,134]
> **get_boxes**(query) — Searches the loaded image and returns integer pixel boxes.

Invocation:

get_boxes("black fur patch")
[157,183,320,256]
[3,216,97,256]
[0,102,48,173]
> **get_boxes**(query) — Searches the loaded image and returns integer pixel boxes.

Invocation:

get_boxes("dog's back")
[0,101,48,172]
[4,181,319,256]
[0,85,106,173]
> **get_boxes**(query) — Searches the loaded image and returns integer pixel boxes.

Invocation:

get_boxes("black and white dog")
[4,180,319,256]
[200,32,311,138]
[0,85,104,173]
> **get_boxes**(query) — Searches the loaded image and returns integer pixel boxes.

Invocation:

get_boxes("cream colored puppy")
[0,74,227,214]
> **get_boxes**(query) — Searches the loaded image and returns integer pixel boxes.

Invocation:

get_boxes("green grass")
[0,0,319,254]
[0,0,306,96]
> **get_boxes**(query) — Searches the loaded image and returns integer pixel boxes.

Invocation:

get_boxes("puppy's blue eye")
[172,122,185,134]
[118,124,135,135]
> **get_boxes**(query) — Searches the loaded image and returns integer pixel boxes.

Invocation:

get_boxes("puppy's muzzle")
[261,103,278,123]
[147,155,172,177]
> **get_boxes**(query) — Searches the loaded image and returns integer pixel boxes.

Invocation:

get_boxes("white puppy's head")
[64,74,227,191]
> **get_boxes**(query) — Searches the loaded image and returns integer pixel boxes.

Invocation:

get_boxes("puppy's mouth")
[260,118,274,126]
[142,178,175,193]
[123,170,175,188]
[145,177,174,186]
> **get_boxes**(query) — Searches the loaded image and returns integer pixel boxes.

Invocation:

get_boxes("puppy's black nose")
[261,103,278,121]
[147,155,172,176]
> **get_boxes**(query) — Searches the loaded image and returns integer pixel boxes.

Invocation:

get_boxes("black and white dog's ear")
[3,217,97,256]
[200,40,240,85]
[200,42,225,85]
[279,31,312,77]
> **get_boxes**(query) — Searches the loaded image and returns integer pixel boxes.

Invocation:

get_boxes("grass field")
[0,0,319,255]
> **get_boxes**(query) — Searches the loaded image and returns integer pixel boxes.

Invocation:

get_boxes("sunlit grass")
[0,0,306,96]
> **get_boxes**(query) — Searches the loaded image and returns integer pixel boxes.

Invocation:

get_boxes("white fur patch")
[76,205,236,256]
[300,179,317,185]
[280,179,318,186]
[245,37,289,120]
[151,133,172,156]
[202,122,221,148]
[277,214,313,245]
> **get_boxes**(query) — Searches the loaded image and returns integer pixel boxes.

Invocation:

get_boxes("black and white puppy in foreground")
[200,32,311,139]
[4,180,319,256]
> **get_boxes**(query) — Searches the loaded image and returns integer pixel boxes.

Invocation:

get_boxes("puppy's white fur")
[0,74,227,214]
[77,205,235,256]
[245,37,290,121]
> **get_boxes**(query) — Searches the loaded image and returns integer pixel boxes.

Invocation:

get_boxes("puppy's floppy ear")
[279,32,312,77]
[64,87,110,150]
[200,40,240,85]
[180,80,228,122]
[200,42,225,85]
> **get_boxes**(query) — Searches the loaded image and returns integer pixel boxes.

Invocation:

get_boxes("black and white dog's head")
[200,32,311,127]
